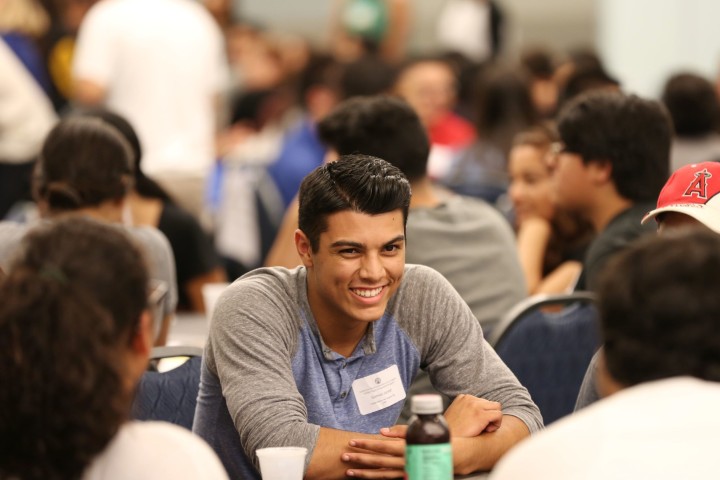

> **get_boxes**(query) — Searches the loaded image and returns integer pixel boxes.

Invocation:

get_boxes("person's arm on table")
[307,428,404,479]
[341,267,543,476]
[346,395,526,477]
[211,278,405,480]
[413,268,543,436]
[450,415,530,474]
[346,415,528,477]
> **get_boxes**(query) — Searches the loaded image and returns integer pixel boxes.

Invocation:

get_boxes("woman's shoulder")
[83,421,228,479]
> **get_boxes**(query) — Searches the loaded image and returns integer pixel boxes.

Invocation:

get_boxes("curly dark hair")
[598,228,720,387]
[0,217,149,480]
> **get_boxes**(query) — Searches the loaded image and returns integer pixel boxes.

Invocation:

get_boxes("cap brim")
[642,205,720,234]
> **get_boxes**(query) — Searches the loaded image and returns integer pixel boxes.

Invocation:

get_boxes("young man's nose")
[359,254,384,280]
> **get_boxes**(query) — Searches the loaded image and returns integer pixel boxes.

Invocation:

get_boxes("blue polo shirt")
[194,265,542,479]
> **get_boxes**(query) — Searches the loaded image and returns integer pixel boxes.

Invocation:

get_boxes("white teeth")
[352,287,382,298]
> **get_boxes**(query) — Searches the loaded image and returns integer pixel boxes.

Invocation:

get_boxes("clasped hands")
[342,394,503,478]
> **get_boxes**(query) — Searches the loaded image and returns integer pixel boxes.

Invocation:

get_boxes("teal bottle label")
[405,443,453,480]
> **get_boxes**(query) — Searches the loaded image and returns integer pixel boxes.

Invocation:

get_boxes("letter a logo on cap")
[683,168,712,200]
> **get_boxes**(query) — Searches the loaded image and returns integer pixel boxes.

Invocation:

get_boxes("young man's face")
[298,209,406,330]
[549,146,596,214]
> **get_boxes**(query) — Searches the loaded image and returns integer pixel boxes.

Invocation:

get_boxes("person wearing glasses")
[550,90,671,291]
[508,124,594,294]
[0,217,227,479]
[576,160,720,411]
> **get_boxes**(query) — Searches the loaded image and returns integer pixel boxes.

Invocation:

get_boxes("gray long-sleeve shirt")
[194,264,543,479]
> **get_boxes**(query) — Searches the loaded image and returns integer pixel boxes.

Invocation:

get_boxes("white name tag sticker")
[352,364,406,415]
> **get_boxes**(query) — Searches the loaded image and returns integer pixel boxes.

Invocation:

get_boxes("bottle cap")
[411,394,443,414]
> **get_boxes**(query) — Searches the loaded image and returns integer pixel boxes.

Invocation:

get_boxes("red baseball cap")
[642,162,720,233]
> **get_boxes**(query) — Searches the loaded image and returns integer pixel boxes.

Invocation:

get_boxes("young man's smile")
[297,208,406,341]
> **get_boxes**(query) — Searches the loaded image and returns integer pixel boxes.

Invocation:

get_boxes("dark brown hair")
[599,228,720,386]
[298,154,411,252]
[0,217,148,479]
[33,116,134,214]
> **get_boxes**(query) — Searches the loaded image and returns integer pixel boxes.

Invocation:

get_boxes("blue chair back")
[488,293,600,425]
[131,346,203,430]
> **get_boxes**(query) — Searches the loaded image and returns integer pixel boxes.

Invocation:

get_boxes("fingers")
[482,409,503,433]
[346,467,405,479]
[349,438,405,457]
[342,444,405,479]
[445,394,505,437]
[379,425,408,438]
[342,452,404,469]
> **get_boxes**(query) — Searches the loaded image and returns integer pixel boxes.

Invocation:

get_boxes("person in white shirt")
[0,37,57,219]
[0,217,228,479]
[490,228,720,480]
[71,0,229,221]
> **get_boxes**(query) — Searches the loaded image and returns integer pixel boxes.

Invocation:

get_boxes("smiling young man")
[194,154,542,479]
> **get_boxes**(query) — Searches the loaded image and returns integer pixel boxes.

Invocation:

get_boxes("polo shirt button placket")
[340,391,347,399]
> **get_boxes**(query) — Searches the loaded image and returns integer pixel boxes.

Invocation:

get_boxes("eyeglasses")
[147,279,168,340]
[545,141,569,171]
[550,141,567,156]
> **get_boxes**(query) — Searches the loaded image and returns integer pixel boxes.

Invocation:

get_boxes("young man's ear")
[589,159,612,185]
[294,229,314,268]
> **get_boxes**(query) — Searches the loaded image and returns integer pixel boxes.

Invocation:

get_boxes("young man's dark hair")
[557,90,672,202]
[297,153,411,251]
[297,53,343,109]
[521,48,555,79]
[339,55,398,99]
[661,72,720,137]
[598,228,720,387]
[317,95,430,181]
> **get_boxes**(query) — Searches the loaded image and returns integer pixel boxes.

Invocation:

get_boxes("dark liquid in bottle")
[405,412,453,480]
[406,414,451,445]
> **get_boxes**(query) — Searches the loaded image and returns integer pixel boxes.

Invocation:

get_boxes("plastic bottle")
[404,394,453,480]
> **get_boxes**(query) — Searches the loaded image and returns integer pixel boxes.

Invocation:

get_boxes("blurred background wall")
[238,0,720,99]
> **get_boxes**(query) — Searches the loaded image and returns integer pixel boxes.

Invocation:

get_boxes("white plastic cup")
[256,446,308,480]
[201,282,230,324]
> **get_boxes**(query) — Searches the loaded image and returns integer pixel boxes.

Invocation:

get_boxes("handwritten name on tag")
[352,365,406,415]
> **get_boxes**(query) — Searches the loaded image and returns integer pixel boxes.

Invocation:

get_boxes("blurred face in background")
[508,143,556,224]
[394,61,456,128]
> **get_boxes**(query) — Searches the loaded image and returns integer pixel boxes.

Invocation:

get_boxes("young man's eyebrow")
[330,240,364,249]
[329,235,405,249]
[384,235,406,246]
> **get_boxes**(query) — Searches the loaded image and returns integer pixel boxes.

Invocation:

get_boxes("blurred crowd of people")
[6,0,720,478]
[3,0,720,312]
